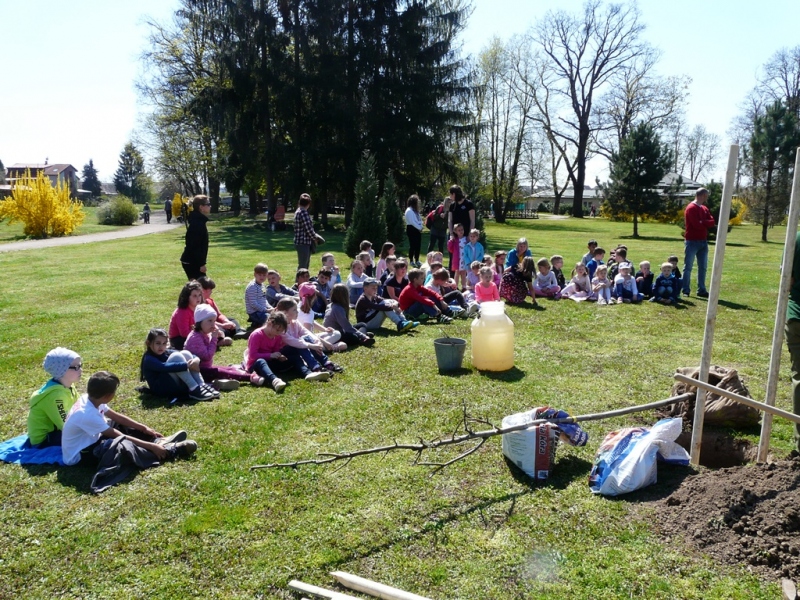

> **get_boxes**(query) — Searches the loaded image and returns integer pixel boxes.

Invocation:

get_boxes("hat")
[43,347,80,380]
[363,277,379,287]
[618,262,633,271]
[194,303,218,323]
[298,282,317,298]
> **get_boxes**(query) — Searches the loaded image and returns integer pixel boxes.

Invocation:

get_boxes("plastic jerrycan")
[471,301,514,371]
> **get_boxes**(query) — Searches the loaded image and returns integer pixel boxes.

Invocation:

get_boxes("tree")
[381,174,404,251]
[81,159,102,197]
[599,123,674,237]
[747,101,800,242]
[0,158,6,185]
[343,154,385,258]
[113,142,150,204]
[673,124,720,182]
[0,170,85,238]
[757,46,800,117]
[530,0,650,217]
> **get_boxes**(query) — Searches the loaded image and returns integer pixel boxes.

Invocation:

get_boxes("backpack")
[425,209,436,229]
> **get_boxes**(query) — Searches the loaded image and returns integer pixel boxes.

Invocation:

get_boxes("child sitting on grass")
[356,277,418,333]
[592,265,614,305]
[169,280,209,350]
[636,261,655,300]
[533,257,561,299]
[651,262,680,305]
[357,251,375,278]
[297,283,346,351]
[324,283,376,347]
[245,311,330,391]
[399,268,458,323]
[184,304,258,390]
[360,240,375,265]
[61,370,197,468]
[140,328,219,402]
[375,242,395,280]
[27,347,82,448]
[550,255,566,289]
[613,262,643,304]
[347,259,369,306]
[275,298,344,374]
[266,270,298,307]
[292,268,311,291]
[475,266,500,303]
[321,252,342,285]
[244,263,270,327]
[198,276,247,340]
[465,260,482,293]
[426,269,472,317]
[500,256,537,306]
[561,262,593,302]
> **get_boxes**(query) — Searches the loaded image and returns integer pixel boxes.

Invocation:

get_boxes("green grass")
[0,214,789,598]
[0,206,134,242]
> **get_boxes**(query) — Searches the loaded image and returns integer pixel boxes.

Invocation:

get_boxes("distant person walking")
[682,188,716,298]
[294,193,323,270]
[180,195,211,280]
[142,202,150,224]
[164,197,173,224]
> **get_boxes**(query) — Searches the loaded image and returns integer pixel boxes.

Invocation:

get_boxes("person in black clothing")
[180,195,211,280]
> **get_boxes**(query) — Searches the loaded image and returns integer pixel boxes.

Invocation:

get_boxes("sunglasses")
[68,364,83,371]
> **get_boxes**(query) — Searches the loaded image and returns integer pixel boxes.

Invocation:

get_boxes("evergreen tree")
[0,158,6,184]
[748,101,800,242]
[600,123,674,238]
[113,142,150,203]
[381,173,404,252]
[343,154,385,258]
[81,159,102,197]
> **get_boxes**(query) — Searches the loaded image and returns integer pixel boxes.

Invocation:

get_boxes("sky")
[1,0,799,185]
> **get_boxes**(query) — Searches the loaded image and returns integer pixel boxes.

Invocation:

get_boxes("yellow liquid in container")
[471,301,514,371]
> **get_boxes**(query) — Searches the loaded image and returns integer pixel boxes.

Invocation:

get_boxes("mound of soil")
[649,456,800,580]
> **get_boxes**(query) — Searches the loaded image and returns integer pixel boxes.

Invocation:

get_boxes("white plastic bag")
[588,418,689,496]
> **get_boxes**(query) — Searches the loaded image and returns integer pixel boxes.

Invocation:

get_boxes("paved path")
[0,211,180,253]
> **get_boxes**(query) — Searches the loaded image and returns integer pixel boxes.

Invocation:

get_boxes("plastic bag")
[588,418,689,496]
[501,407,588,480]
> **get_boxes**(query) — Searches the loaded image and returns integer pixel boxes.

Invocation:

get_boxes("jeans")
[167,350,205,390]
[404,302,440,319]
[683,240,709,294]
[296,243,312,270]
[786,320,800,451]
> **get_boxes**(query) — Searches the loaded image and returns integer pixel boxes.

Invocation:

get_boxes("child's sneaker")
[250,372,265,387]
[365,331,375,339]
[362,336,376,346]
[397,320,415,333]
[212,379,240,392]
[449,306,466,319]
[332,341,347,352]
[271,378,287,393]
[156,430,188,445]
[305,370,331,382]
[201,383,221,398]
[437,314,453,324]
[168,439,198,459]
[597,298,607,306]
[188,386,214,401]
[324,361,345,373]
[465,302,480,317]
[217,337,233,347]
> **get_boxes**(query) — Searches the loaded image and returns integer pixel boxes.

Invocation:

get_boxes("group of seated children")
[27,347,197,491]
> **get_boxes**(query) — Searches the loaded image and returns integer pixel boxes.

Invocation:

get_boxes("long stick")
[287,580,362,600]
[330,571,433,600]
[690,144,739,466]
[674,373,800,425]
[251,393,693,470]
[759,148,800,461]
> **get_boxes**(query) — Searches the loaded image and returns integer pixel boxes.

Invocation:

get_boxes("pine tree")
[81,159,102,197]
[600,123,674,238]
[343,154,385,258]
[113,142,149,203]
[381,173,404,252]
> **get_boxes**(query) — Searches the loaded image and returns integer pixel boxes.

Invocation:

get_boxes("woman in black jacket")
[180,195,211,280]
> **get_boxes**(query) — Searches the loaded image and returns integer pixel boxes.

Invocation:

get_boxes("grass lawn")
[0,213,791,599]
[0,206,129,243]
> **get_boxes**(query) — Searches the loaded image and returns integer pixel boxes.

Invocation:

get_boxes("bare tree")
[529,0,649,217]
[758,46,800,116]
[675,124,720,182]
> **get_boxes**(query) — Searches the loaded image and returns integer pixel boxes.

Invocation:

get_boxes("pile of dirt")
[649,456,800,580]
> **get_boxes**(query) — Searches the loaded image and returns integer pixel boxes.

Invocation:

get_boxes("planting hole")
[676,431,756,468]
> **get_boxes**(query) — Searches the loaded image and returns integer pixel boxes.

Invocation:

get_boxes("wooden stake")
[759,148,800,462]
[288,579,362,600]
[689,144,739,466]
[330,571,433,600]
[674,373,800,425]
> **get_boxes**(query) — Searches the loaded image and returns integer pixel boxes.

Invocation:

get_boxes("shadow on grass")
[478,366,527,382]
[21,463,97,495]
[607,462,696,504]
[717,298,758,312]
[505,453,593,490]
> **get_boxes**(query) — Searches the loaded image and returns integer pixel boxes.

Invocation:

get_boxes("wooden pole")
[288,580,362,600]
[689,145,739,466]
[330,571,433,600]
[674,373,800,425]
[758,148,800,462]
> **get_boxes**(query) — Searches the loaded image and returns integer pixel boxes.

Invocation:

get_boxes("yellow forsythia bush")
[0,170,85,238]
[171,193,192,219]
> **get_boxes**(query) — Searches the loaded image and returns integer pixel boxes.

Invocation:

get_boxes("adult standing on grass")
[180,195,211,280]
[404,194,424,267]
[426,196,450,253]
[682,188,716,298]
[294,193,323,271]
[447,184,475,245]
[786,230,800,453]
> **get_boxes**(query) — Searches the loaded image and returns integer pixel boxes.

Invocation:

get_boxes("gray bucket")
[433,337,467,372]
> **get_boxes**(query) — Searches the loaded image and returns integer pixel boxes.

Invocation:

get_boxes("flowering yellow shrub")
[172,193,192,219]
[730,198,746,225]
[0,170,85,238]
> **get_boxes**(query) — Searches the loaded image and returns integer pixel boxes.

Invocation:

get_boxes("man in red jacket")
[683,188,716,298]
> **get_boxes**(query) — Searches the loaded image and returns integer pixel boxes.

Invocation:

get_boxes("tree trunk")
[208,176,220,213]
[248,189,258,216]
[231,190,241,217]
[633,213,639,238]
[572,138,587,218]
[762,162,774,243]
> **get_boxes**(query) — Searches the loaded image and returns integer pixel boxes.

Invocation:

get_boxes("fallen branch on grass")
[251,393,693,473]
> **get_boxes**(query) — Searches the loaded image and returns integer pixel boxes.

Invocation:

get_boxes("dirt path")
[0,211,179,253]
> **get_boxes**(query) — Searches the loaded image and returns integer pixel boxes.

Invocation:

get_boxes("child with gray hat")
[27,347,83,447]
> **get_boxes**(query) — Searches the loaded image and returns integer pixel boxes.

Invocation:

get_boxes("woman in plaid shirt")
[294,193,323,270]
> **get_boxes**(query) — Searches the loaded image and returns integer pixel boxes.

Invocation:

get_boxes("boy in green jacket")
[27,347,82,447]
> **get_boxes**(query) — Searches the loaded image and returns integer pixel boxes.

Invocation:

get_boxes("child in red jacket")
[398,269,458,324]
